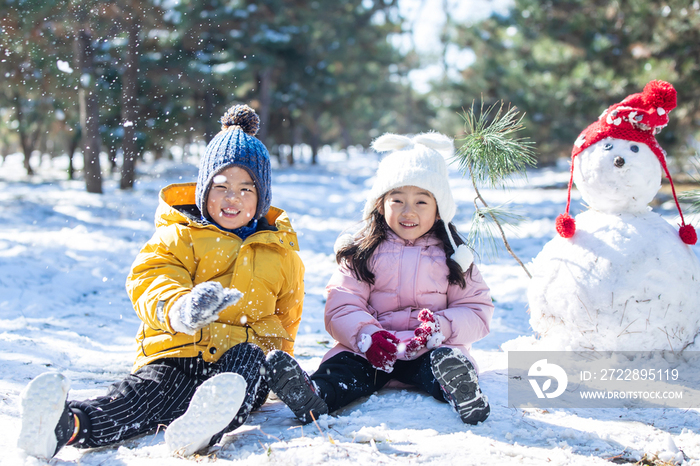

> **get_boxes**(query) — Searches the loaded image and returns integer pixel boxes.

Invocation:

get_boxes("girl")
[265,132,493,425]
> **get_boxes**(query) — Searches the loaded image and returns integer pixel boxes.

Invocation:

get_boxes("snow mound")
[527,209,700,351]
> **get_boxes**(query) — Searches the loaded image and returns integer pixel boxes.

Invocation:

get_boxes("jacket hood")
[155,183,202,228]
[154,182,297,246]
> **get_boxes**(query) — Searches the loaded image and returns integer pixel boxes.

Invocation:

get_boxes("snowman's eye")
[604,143,613,151]
[630,145,639,153]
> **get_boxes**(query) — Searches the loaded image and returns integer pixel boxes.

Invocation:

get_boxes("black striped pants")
[69,342,268,448]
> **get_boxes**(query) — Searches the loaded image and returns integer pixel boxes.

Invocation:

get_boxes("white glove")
[169,282,243,335]
[404,309,446,359]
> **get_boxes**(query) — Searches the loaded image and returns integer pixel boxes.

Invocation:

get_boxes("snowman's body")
[528,137,700,351]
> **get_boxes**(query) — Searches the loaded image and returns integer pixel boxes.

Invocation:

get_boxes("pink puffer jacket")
[323,230,493,371]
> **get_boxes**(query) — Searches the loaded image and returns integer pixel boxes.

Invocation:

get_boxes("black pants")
[310,351,446,413]
[69,342,268,448]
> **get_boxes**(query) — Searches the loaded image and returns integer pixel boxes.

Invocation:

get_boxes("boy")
[17,104,305,459]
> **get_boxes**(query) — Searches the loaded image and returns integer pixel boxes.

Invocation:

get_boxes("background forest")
[1,0,699,193]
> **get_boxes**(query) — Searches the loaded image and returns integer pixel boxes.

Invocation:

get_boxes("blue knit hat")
[195,104,271,222]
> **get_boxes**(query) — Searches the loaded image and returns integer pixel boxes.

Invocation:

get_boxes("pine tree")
[433,0,700,164]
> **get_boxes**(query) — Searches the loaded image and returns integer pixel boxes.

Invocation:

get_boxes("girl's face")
[206,166,258,230]
[379,185,438,242]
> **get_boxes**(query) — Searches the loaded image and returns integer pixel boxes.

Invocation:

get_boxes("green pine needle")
[467,205,525,261]
[678,154,700,214]
[679,190,700,214]
[455,100,537,188]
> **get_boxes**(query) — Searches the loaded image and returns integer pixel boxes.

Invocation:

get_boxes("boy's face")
[379,185,438,242]
[206,166,258,230]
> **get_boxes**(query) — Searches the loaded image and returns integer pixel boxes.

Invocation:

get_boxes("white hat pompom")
[451,244,474,271]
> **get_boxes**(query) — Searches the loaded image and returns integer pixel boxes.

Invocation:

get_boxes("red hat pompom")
[679,224,697,245]
[556,213,576,239]
[642,80,677,112]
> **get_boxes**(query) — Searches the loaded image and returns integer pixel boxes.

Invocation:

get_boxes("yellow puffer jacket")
[126,183,304,372]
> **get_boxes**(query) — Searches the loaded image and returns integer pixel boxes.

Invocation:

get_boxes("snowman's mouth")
[614,156,625,168]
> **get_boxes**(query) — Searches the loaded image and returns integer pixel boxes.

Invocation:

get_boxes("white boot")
[17,372,72,459]
[165,372,247,456]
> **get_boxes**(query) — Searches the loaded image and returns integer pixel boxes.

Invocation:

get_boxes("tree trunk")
[14,94,35,175]
[0,138,8,165]
[67,127,81,180]
[203,91,216,143]
[340,122,352,160]
[76,25,103,194]
[108,144,118,173]
[120,7,140,189]
[256,66,273,144]
[290,123,303,166]
[153,144,165,160]
[309,111,321,165]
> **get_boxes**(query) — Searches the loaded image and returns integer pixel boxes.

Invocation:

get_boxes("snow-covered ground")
[1,148,698,465]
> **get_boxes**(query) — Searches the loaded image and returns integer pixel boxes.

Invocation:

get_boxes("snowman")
[526,80,700,352]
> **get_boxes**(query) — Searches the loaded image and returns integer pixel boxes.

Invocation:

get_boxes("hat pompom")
[221,104,260,136]
[451,244,474,271]
[679,224,697,245]
[642,80,677,112]
[556,213,576,238]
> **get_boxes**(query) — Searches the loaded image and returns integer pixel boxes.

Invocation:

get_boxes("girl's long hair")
[336,199,472,288]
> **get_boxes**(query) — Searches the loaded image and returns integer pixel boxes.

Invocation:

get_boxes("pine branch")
[468,190,531,277]
[456,100,536,188]
[678,153,700,214]
[454,99,536,278]
[679,190,700,214]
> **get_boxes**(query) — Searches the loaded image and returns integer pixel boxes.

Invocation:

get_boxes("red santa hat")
[556,80,697,245]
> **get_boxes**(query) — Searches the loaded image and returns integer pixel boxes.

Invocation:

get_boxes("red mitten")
[404,337,425,359]
[405,309,446,358]
[359,330,399,373]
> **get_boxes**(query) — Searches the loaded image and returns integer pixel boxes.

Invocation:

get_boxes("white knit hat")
[364,132,473,270]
